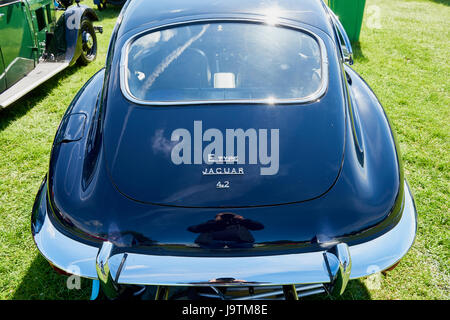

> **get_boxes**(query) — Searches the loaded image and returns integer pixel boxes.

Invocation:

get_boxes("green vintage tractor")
[0,0,101,108]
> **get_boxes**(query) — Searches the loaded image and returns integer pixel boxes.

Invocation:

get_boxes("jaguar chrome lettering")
[170,121,279,175]
[202,167,244,175]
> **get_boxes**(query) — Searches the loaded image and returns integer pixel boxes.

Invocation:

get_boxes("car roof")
[118,0,334,38]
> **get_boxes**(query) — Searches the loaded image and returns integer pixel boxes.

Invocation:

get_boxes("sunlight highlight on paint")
[262,6,284,25]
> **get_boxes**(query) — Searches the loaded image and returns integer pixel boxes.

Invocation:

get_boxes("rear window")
[123,22,327,104]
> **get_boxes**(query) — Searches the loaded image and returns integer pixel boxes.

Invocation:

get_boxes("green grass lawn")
[0,0,448,300]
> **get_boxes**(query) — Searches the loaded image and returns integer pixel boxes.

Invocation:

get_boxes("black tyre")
[77,19,97,66]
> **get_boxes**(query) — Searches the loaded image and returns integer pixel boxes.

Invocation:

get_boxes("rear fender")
[62,5,99,66]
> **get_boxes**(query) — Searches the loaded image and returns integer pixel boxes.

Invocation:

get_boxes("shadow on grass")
[12,254,91,300]
[304,279,372,300]
[352,42,368,63]
[0,64,83,134]
[429,0,449,6]
[94,5,123,20]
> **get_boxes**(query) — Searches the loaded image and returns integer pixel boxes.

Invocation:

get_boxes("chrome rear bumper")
[32,180,417,297]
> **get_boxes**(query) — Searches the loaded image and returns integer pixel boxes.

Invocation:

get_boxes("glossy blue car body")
[32,0,417,300]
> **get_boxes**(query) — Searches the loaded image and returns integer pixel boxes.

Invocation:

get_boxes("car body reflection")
[188,212,264,248]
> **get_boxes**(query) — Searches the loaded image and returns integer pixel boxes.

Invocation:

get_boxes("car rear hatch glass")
[122,21,327,104]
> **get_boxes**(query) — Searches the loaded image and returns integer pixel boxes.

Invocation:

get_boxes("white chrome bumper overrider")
[33,181,416,296]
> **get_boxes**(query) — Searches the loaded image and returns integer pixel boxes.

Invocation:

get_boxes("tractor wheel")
[77,18,97,66]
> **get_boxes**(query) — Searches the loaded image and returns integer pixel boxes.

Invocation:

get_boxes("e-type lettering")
[171,121,279,175]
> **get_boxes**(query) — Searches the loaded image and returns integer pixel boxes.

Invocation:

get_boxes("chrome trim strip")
[119,18,329,106]
[197,284,325,300]
[298,288,326,298]
[327,6,354,65]
[235,288,288,300]
[32,180,416,287]
[113,250,339,286]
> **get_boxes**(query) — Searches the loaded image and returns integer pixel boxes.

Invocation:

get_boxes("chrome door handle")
[0,13,5,20]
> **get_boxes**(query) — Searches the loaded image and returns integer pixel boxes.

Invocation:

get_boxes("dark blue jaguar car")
[32,0,417,300]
